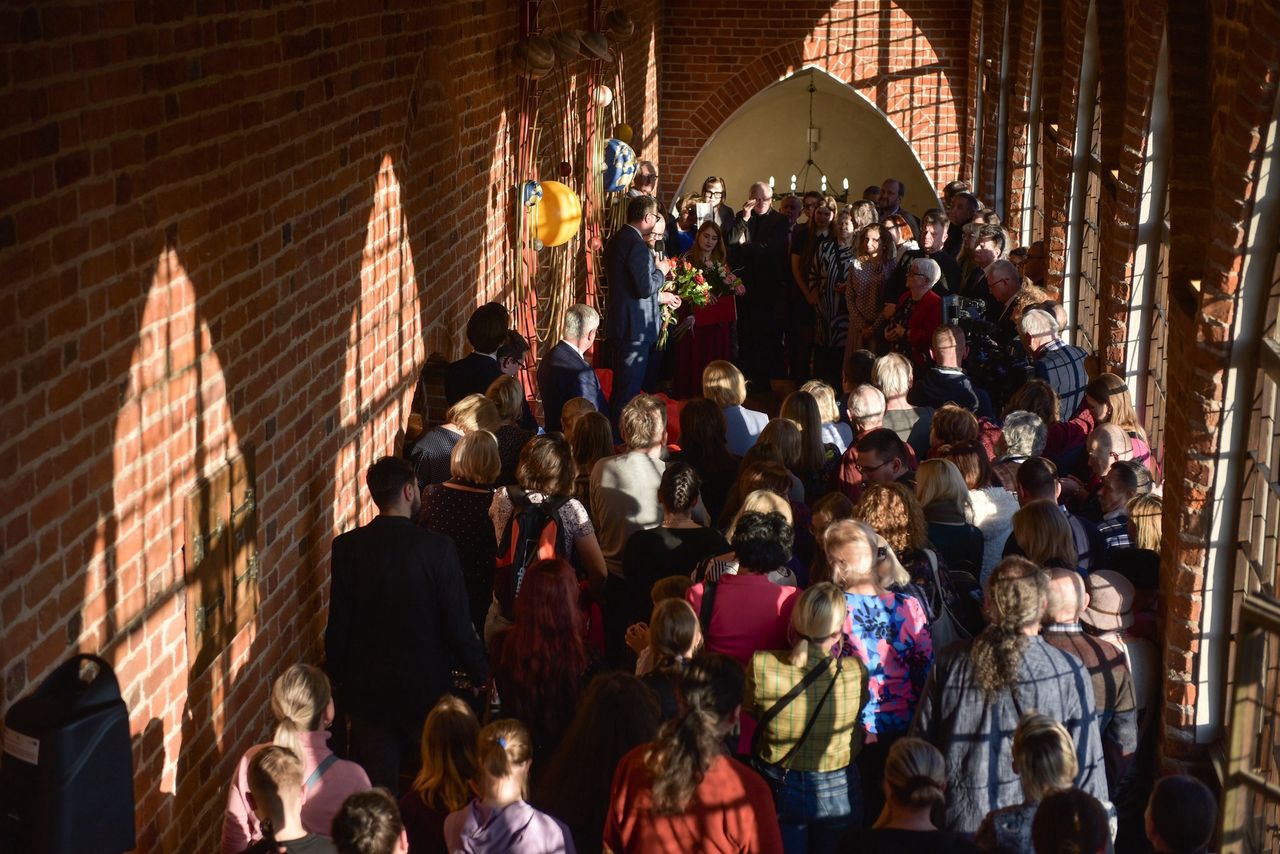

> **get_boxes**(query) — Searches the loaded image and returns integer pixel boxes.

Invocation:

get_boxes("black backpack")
[493,490,570,622]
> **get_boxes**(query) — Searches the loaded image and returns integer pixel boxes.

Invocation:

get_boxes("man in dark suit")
[538,303,609,433]
[324,456,487,790]
[603,194,677,421]
[443,302,509,404]
[728,181,791,390]
[908,323,995,418]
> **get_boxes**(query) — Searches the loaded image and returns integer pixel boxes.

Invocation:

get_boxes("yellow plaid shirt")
[745,646,868,772]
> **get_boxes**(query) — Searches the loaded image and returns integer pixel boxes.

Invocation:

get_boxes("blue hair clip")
[497,736,507,749]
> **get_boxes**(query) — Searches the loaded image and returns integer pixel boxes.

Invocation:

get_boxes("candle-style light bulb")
[821,175,827,191]
[790,174,797,191]
[842,178,849,190]
[769,176,775,188]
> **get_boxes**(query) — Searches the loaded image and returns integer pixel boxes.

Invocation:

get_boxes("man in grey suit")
[603,195,679,422]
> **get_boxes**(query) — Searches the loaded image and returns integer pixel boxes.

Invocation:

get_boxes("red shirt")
[604,746,784,853]
[897,289,943,368]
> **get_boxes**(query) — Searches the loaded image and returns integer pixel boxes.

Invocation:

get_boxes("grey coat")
[911,635,1109,833]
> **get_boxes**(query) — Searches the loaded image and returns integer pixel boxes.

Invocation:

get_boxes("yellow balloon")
[613,123,633,145]
[532,180,582,247]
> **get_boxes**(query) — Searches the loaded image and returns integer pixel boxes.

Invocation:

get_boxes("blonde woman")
[1009,499,1078,569]
[745,583,870,850]
[824,519,933,826]
[400,695,479,853]
[975,714,1078,854]
[418,430,501,636]
[407,393,502,487]
[1084,373,1158,477]
[221,665,370,853]
[486,374,534,485]
[849,738,980,851]
[703,360,769,456]
[916,459,983,576]
[801,379,855,453]
[443,720,575,852]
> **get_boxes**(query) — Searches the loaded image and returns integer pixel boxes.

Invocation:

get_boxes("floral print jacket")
[841,591,934,740]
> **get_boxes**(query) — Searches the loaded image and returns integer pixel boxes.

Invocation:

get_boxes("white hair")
[563,303,600,340]
[874,353,914,400]
[1021,308,1059,338]
[848,384,886,431]
[910,257,942,287]
[1002,410,1047,457]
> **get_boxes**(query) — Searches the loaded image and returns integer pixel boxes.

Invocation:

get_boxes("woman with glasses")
[881,257,944,369]
[700,175,736,233]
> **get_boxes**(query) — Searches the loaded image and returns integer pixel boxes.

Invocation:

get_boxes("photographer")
[907,324,994,419]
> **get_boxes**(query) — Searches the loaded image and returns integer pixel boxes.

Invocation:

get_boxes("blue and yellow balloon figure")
[603,137,637,193]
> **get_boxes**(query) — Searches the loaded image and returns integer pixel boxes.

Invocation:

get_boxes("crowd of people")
[218,172,1221,854]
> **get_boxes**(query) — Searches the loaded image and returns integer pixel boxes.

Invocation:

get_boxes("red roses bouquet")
[657,259,744,348]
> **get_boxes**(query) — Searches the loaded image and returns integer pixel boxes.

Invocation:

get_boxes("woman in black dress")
[417,430,500,636]
[406,393,501,488]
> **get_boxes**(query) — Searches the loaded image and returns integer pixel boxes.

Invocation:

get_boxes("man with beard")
[877,177,921,237]
[325,456,487,789]
[729,181,792,389]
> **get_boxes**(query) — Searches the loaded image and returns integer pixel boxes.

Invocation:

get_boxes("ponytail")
[971,558,1047,695]
[270,664,331,758]
[644,652,743,814]
[476,719,532,797]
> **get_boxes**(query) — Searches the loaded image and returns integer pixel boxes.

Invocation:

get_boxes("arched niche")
[674,68,938,211]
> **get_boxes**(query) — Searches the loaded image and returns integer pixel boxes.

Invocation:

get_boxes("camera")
[942,294,986,326]
[940,295,1030,409]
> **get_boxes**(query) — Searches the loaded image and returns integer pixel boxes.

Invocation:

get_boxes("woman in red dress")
[673,221,736,399]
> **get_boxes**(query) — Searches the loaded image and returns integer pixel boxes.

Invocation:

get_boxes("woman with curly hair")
[809,207,857,383]
[911,557,1108,832]
[853,481,959,636]
[844,223,897,357]
[604,653,783,852]
[491,559,595,774]
[824,519,933,828]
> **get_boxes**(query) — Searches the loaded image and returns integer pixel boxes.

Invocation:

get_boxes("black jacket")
[908,367,994,419]
[325,515,487,736]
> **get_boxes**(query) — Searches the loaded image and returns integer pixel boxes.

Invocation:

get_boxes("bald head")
[848,384,887,433]
[931,324,966,368]
[1046,567,1088,624]
[1087,424,1133,478]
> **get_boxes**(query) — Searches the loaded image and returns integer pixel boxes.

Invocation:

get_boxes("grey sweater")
[911,635,1109,833]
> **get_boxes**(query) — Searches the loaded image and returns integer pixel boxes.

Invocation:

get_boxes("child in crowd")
[442,720,575,852]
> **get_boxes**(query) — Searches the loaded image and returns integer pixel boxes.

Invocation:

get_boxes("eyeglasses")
[706,190,724,198]
[855,457,893,474]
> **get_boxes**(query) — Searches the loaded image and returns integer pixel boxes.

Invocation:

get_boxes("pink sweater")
[221,730,371,853]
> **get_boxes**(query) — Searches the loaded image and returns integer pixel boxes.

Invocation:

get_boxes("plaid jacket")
[745,646,868,772]
[1097,512,1133,551]
[1033,339,1089,421]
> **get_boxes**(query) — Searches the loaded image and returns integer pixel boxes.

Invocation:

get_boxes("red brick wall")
[0,1,661,848]
[657,0,974,199]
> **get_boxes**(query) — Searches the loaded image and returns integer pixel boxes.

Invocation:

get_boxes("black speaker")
[1,654,135,853]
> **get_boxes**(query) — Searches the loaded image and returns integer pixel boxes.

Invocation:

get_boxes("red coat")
[897,289,943,368]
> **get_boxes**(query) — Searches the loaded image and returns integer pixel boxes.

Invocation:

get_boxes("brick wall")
[658,0,973,199]
[0,1,660,848]
[967,0,1280,769]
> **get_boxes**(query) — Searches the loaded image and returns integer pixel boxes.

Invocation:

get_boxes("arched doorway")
[674,68,938,210]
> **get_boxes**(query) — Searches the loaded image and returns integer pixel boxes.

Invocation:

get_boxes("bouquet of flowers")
[657,259,745,347]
